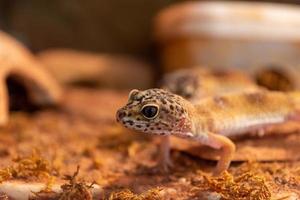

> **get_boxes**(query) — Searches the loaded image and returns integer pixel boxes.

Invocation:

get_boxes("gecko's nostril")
[116,110,126,122]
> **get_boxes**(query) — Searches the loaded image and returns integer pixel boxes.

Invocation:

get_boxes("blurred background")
[0,0,298,59]
[2,0,300,91]
[0,0,177,59]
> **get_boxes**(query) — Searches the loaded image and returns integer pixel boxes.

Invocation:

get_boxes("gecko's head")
[116,89,193,135]
[162,70,199,100]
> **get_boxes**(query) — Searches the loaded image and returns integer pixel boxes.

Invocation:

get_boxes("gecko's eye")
[141,104,159,119]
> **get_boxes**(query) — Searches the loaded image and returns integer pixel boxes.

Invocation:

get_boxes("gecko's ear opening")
[128,89,140,100]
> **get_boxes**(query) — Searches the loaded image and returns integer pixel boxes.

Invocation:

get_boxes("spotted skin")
[116,89,300,175]
[162,68,260,103]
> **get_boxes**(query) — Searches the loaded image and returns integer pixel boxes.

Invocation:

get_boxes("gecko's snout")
[116,109,127,122]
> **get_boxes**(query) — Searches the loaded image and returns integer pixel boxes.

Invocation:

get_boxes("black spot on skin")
[136,118,140,121]
[136,125,142,128]
[146,124,150,127]
[168,99,174,103]
[161,99,167,104]
[150,127,154,130]
[144,128,148,131]
[127,113,132,117]
[170,105,174,110]
[158,127,162,130]
[126,120,134,125]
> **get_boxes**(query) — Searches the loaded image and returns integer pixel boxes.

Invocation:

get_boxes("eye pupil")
[142,106,158,119]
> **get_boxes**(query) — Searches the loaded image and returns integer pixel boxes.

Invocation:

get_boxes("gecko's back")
[194,91,300,136]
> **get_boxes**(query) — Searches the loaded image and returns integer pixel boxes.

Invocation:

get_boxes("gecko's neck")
[177,97,198,134]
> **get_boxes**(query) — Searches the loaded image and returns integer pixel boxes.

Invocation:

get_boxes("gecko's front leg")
[200,132,236,176]
[158,136,174,172]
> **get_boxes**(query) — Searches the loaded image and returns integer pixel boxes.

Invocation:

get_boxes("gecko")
[116,88,300,175]
[162,68,261,103]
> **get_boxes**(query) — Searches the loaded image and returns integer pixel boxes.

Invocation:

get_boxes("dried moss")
[0,151,57,188]
[0,168,12,183]
[58,166,95,200]
[234,162,300,191]
[196,171,271,200]
[30,166,95,200]
[109,188,162,200]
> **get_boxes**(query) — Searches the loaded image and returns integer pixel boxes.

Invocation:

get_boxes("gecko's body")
[193,92,297,137]
[116,89,300,175]
[162,68,260,103]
